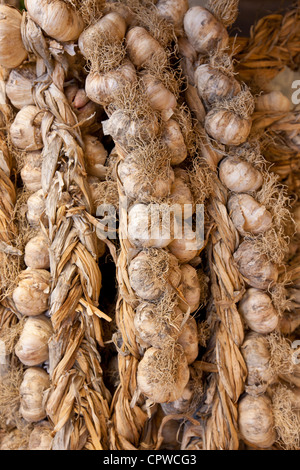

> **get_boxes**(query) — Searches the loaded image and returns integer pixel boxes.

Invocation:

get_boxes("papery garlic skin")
[239,288,279,334]
[126,26,167,68]
[20,367,50,423]
[178,264,201,313]
[25,0,85,42]
[0,6,27,68]
[6,63,36,110]
[13,268,51,316]
[10,106,43,151]
[183,6,229,54]
[28,421,53,450]
[24,233,50,270]
[255,91,292,113]
[162,119,188,165]
[26,189,46,227]
[21,151,42,192]
[219,156,263,193]
[168,222,200,264]
[205,109,252,146]
[15,315,53,366]
[137,345,190,403]
[142,74,177,120]
[156,0,189,30]
[177,317,199,365]
[228,194,273,236]
[238,394,277,449]
[195,64,241,107]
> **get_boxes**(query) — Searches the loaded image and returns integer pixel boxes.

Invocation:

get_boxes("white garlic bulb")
[228,194,273,236]
[183,6,229,54]
[13,268,51,316]
[195,64,241,107]
[168,222,200,264]
[83,134,108,179]
[177,317,199,365]
[85,60,137,106]
[24,233,50,270]
[137,345,190,403]
[156,0,189,31]
[161,375,194,415]
[21,151,42,192]
[219,156,263,193]
[26,189,47,227]
[205,109,252,146]
[126,26,167,68]
[25,0,85,42]
[134,302,184,349]
[238,394,276,448]
[28,421,53,450]
[234,241,279,290]
[0,5,27,68]
[239,288,279,334]
[10,106,43,151]
[141,73,177,121]
[162,119,187,165]
[178,264,201,313]
[169,173,193,219]
[255,91,292,113]
[15,315,53,366]
[6,63,36,110]
[20,367,50,423]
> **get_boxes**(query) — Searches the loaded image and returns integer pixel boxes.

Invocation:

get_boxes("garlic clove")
[19,367,50,423]
[177,317,199,365]
[24,233,50,270]
[239,288,279,334]
[13,268,51,316]
[205,108,252,146]
[21,151,42,193]
[15,315,53,366]
[126,26,167,68]
[219,156,263,193]
[195,64,241,107]
[0,5,27,68]
[10,106,43,151]
[183,6,229,54]
[6,63,36,110]
[162,119,188,165]
[228,193,273,236]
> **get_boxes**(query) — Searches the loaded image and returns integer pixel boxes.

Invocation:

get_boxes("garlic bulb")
[169,173,193,218]
[205,109,252,146]
[239,288,279,334]
[126,26,167,68]
[183,6,229,54]
[255,91,292,113]
[168,222,200,264]
[15,315,53,366]
[161,376,194,415]
[10,106,43,151]
[228,194,273,236]
[219,156,263,193]
[141,73,177,120]
[79,12,126,57]
[134,302,184,349]
[241,332,277,395]
[195,64,241,107]
[118,158,174,202]
[128,203,174,249]
[21,151,42,192]
[177,317,199,365]
[238,394,276,448]
[25,0,85,42]
[83,134,108,178]
[234,241,278,290]
[156,0,189,30]
[137,345,190,403]
[26,189,47,227]
[162,119,187,165]
[6,63,36,110]
[85,60,137,106]
[0,5,27,68]
[178,264,201,313]
[24,233,50,270]
[20,367,50,423]
[28,421,53,450]
[13,268,51,316]
[129,250,181,301]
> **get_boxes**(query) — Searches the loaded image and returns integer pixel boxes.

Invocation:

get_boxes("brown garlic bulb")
[255,91,292,113]
[156,0,189,31]
[24,233,50,270]
[13,268,51,316]
[141,73,177,121]
[79,12,126,57]
[177,317,199,365]
[83,134,108,179]
[162,119,187,165]
[26,189,47,227]
[28,421,53,450]
[85,60,137,106]
[195,64,241,107]
[15,315,53,366]
[219,156,263,193]
[183,6,229,54]
[205,109,252,146]
[241,332,277,395]
[21,151,42,192]
[6,63,36,110]
[239,288,279,334]
[10,106,43,151]
[238,394,277,449]
[20,367,50,423]
[137,345,190,403]
[126,26,167,68]
[129,250,181,302]
[178,264,201,313]
[228,194,273,236]
[234,241,278,290]
[134,302,184,349]
[0,5,27,68]
[25,0,85,42]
